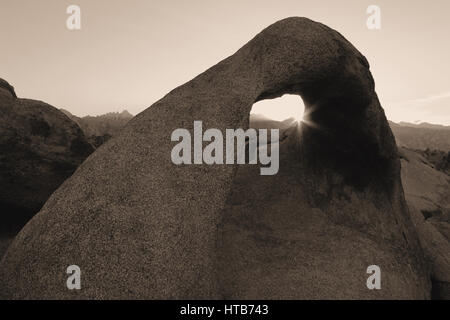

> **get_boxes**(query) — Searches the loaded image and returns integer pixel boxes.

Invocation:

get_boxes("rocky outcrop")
[0,78,94,236]
[420,149,450,175]
[0,18,430,299]
[0,79,17,98]
[399,147,450,299]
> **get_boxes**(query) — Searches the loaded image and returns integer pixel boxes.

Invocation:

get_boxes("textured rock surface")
[0,18,430,299]
[399,147,450,299]
[0,78,94,235]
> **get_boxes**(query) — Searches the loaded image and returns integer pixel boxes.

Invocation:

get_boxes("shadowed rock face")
[0,18,430,299]
[0,79,94,236]
[399,147,450,299]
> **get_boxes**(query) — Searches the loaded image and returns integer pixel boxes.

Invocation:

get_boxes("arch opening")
[250,94,305,123]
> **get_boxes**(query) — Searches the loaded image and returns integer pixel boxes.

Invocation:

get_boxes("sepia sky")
[1,0,449,124]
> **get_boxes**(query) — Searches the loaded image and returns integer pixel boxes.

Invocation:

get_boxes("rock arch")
[0,17,429,299]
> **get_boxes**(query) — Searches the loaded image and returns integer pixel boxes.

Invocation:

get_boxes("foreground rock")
[399,147,450,299]
[0,18,430,299]
[0,78,94,237]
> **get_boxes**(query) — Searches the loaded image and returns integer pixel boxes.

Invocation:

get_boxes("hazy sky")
[1,0,449,124]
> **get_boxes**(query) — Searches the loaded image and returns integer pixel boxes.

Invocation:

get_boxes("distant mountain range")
[397,122,450,130]
[60,109,133,147]
[58,110,450,153]
[59,108,450,154]
[248,115,450,152]
[389,121,450,151]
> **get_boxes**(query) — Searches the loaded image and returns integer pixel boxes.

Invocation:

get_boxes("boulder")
[0,18,430,299]
[0,78,94,235]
